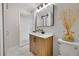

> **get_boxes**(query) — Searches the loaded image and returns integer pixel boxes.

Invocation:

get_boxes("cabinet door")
[30,35,33,52]
[37,37,53,56]
[30,35,42,56]
[35,37,40,55]
[38,38,46,55]
[30,35,34,52]
[35,37,46,56]
[30,35,37,55]
[32,36,37,55]
[30,35,53,56]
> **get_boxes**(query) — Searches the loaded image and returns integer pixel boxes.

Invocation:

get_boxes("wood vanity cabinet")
[30,34,53,56]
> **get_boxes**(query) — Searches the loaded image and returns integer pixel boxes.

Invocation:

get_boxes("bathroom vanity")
[29,32,53,56]
[30,4,54,56]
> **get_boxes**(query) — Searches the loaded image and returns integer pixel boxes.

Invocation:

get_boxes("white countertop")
[30,32,53,38]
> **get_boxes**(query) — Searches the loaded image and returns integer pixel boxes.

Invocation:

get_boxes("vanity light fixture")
[36,3,48,11]
[45,3,48,5]
[36,3,52,13]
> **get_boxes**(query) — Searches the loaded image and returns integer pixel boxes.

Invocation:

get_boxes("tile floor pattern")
[7,45,33,56]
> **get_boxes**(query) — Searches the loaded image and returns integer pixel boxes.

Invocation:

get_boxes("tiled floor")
[7,45,33,56]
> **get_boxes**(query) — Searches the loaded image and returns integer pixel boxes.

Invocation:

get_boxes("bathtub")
[58,38,79,56]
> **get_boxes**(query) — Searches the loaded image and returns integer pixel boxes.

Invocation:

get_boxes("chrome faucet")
[33,28,45,34]
[36,29,43,32]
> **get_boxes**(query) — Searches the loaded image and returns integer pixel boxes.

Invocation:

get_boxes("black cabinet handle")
[34,39,36,42]
[33,37,36,39]
[33,37,36,42]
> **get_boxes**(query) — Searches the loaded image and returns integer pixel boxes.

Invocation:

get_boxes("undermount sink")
[30,31,53,38]
[33,30,45,34]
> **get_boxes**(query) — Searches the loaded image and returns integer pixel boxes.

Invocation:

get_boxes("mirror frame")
[36,4,54,27]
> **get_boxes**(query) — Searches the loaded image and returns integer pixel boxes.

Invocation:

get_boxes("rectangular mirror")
[36,4,54,27]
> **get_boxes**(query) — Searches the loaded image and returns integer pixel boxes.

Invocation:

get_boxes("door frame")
[0,3,4,56]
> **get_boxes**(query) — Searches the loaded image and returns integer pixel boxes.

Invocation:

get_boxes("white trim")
[0,3,3,56]
[18,10,21,46]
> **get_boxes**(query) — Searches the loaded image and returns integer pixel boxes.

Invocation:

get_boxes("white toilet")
[58,38,79,56]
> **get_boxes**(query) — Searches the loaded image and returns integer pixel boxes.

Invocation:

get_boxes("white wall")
[3,4,35,53]
[4,4,19,53]
[3,3,35,55]
[19,12,34,46]
[54,3,79,41]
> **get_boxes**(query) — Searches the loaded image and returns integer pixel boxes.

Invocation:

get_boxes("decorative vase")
[63,31,74,42]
